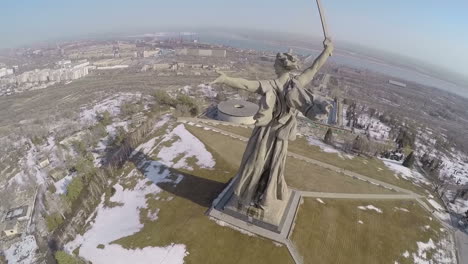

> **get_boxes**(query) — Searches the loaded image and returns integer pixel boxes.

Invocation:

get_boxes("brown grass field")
[207,123,427,195]
[113,123,294,264]
[186,125,392,194]
[291,198,450,264]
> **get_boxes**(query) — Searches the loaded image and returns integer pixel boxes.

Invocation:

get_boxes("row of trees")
[154,90,201,117]
[45,110,112,233]
[323,127,407,163]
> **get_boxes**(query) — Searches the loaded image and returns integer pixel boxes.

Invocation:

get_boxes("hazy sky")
[2,0,467,77]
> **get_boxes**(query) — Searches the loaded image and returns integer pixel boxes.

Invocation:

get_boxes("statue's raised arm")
[296,38,334,87]
[211,70,260,93]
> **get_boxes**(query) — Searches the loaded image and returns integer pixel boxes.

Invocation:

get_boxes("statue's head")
[274,52,299,76]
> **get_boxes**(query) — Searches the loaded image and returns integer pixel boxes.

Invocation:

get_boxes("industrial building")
[0,68,14,78]
[49,169,66,182]
[389,80,407,88]
[4,205,30,222]
[38,157,50,169]
[217,99,259,125]
[15,61,91,84]
[3,221,19,237]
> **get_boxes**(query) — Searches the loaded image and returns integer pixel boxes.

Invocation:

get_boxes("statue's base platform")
[207,179,301,243]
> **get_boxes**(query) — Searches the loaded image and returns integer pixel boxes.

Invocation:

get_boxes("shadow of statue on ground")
[129,150,229,208]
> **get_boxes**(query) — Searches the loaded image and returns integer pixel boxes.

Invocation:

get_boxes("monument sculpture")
[208,0,335,235]
[211,39,334,226]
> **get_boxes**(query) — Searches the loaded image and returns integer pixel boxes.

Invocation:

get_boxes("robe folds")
[233,76,331,209]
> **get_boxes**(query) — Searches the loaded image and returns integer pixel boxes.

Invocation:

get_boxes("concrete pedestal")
[222,189,291,233]
[208,179,301,240]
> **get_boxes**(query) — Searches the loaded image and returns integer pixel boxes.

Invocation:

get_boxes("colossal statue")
[211,39,334,213]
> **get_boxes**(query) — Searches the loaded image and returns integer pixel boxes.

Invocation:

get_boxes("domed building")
[217,99,259,125]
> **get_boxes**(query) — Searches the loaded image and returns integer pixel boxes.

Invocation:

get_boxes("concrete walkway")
[183,119,412,194]
[455,230,468,264]
[297,191,421,199]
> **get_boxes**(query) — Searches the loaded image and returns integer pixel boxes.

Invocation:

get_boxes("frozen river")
[200,33,468,98]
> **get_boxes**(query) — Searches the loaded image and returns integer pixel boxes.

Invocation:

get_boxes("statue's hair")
[275,52,299,70]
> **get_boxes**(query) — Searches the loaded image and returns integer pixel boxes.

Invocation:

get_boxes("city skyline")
[1,0,467,78]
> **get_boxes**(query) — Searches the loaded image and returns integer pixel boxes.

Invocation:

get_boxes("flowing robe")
[233,76,330,209]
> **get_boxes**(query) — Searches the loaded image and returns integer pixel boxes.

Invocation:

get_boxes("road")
[183,119,414,194]
[455,230,468,264]
[297,191,420,199]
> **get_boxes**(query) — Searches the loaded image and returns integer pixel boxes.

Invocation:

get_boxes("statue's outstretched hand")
[323,38,334,56]
[210,70,227,85]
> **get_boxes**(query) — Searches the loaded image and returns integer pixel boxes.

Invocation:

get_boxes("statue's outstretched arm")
[296,39,334,87]
[211,71,260,93]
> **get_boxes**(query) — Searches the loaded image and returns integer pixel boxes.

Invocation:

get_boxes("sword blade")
[315,0,329,39]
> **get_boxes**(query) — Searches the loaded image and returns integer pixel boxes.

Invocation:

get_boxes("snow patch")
[394,207,410,213]
[357,205,383,213]
[316,198,325,204]
[306,137,341,155]
[65,172,187,264]
[428,199,444,211]
[406,237,455,264]
[147,208,160,221]
[382,159,429,186]
[197,84,217,98]
[273,241,283,247]
[79,93,141,125]
[4,235,38,264]
[157,124,215,170]
[54,173,76,195]
[211,217,256,237]
[153,114,171,131]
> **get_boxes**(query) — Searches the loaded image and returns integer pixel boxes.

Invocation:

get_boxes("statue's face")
[274,60,287,76]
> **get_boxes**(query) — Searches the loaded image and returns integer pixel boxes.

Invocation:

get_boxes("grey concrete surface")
[298,191,421,199]
[455,230,468,264]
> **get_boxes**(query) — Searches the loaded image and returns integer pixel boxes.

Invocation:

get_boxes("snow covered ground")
[342,108,391,141]
[65,178,188,264]
[416,131,468,186]
[394,207,410,213]
[306,136,353,159]
[178,84,217,98]
[79,92,141,125]
[157,124,215,170]
[54,173,76,195]
[356,114,391,141]
[426,199,451,222]
[316,198,325,204]
[399,237,454,264]
[4,235,38,264]
[381,159,430,186]
[357,204,383,213]
[92,120,130,167]
[152,114,171,132]
[211,218,256,237]
[64,122,216,264]
[438,154,468,185]
[445,190,468,215]
[6,140,47,187]
[414,127,468,216]
[197,84,217,98]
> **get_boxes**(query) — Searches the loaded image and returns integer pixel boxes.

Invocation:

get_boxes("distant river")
[199,33,468,98]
